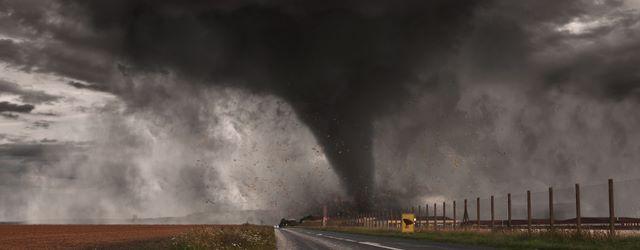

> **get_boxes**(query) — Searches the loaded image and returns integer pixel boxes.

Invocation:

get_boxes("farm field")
[0,224,276,249]
[0,224,193,249]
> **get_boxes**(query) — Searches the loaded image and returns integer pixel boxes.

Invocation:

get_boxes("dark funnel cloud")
[72,0,483,209]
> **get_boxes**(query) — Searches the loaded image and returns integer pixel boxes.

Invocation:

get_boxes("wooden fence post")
[362,213,365,228]
[372,212,375,228]
[399,210,403,229]
[394,210,397,230]
[382,212,385,229]
[371,212,374,229]
[464,199,469,227]
[549,187,554,231]
[364,213,367,228]
[609,178,615,237]
[508,193,512,228]
[393,210,396,229]
[418,205,421,229]
[453,200,457,230]
[371,212,374,228]
[385,210,387,229]
[367,212,370,228]
[527,190,532,234]
[436,203,439,227]
[370,212,373,228]
[392,210,395,229]
[426,204,429,229]
[443,201,446,229]
[476,197,481,228]
[366,213,369,228]
[490,195,495,229]
[576,183,581,234]
[391,210,394,230]
[387,211,390,229]
[411,206,415,226]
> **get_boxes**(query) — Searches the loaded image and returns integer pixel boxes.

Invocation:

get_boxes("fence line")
[321,178,640,235]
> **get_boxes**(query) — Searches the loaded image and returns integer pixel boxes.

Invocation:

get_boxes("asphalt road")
[275,227,493,250]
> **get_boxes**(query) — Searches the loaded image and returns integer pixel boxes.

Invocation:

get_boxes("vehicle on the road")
[278,218,299,228]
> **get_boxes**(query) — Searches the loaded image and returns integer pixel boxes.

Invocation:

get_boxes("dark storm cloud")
[67,0,486,209]
[0,79,62,104]
[0,101,34,113]
[1,0,639,214]
[0,143,46,157]
[0,39,113,84]
[537,32,640,101]
[13,0,629,209]
[0,0,45,40]
[0,0,125,89]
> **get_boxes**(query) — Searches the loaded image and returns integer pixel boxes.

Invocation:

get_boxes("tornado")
[74,0,481,210]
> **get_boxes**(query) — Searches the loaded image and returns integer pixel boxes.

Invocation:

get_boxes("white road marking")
[322,234,357,242]
[312,231,406,250]
[359,241,405,250]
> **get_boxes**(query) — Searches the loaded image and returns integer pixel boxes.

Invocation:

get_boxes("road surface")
[275,227,492,250]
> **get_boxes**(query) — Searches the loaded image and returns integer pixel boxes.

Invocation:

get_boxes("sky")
[0,0,639,223]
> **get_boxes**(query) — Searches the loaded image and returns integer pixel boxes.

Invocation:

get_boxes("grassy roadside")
[310,226,640,249]
[159,225,276,250]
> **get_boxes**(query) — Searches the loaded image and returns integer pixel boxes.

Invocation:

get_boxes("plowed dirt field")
[0,224,197,249]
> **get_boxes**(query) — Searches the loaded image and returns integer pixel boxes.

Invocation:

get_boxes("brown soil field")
[0,224,199,249]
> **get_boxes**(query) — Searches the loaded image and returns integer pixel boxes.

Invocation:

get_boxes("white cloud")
[0,63,117,143]
[556,16,616,35]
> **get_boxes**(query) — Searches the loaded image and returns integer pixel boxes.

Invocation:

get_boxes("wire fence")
[321,178,640,234]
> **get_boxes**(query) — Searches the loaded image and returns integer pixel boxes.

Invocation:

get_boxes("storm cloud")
[0,0,639,221]
[69,0,640,209]
[66,0,486,209]
[67,81,109,92]
[0,79,61,104]
[0,101,34,113]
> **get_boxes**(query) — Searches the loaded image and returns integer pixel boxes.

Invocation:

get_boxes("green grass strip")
[310,227,640,250]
